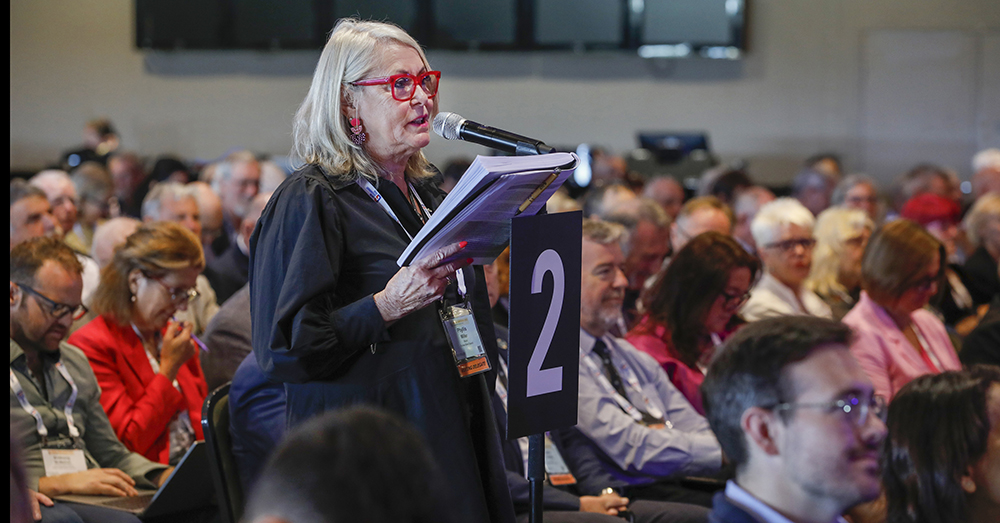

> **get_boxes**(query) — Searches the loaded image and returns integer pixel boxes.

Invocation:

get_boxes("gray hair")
[10,178,47,207]
[792,168,834,196]
[963,194,1000,247]
[211,150,257,193]
[292,18,436,184]
[70,162,113,204]
[582,217,628,249]
[604,198,670,255]
[750,197,815,248]
[141,182,197,221]
[831,174,876,206]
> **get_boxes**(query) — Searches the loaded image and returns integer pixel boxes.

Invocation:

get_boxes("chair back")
[202,382,243,523]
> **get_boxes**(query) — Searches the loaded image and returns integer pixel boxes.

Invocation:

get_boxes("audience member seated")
[805,207,874,320]
[189,181,227,262]
[547,188,584,214]
[11,180,101,306]
[570,219,722,507]
[259,160,289,194]
[972,148,1000,200]
[963,194,1000,306]
[201,284,252,389]
[212,150,261,250]
[68,162,115,253]
[901,193,979,333]
[604,198,671,325]
[741,198,832,321]
[60,118,119,171]
[642,176,685,221]
[244,407,450,523]
[670,196,733,254]
[895,163,955,214]
[482,262,708,523]
[10,237,170,523]
[229,352,286,495]
[961,264,1000,367]
[205,192,271,304]
[791,167,835,218]
[140,182,220,334]
[627,232,759,414]
[70,217,142,334]
[583,182,637,219]
[731,186,774,256]
[882,366,1000,523]
[703,167,752,208]
[30,170,80,252]
[842,219,960,399]
[832,174,880,222]
[68,222,208,465]
[805,152,844,181]
[701,316,888,523]
[149,156,192,185]
[108,152,151,219]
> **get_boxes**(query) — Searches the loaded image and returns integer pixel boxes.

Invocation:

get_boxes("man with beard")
[564,219,723,507]
[701,316,888,523]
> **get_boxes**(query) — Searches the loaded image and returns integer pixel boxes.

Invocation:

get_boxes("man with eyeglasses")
[10,236,170,523]
[701,316,888,523]
[741,197,833,321]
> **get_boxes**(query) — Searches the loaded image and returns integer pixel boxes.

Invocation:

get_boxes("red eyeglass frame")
[351,71,441,101]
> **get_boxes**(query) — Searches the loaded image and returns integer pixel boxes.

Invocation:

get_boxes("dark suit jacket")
[68,315,207,464]
[200,284,253,390]
[205,243,250,305]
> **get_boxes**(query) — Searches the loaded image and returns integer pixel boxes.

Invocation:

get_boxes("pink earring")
[349,116,366,145]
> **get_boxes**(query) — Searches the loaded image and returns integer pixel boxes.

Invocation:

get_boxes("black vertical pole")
[528,433,544,523]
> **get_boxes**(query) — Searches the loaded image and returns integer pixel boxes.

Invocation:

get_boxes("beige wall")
[10,1,1000,186]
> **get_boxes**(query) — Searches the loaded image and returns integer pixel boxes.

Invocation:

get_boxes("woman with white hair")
[741,197,833,321]
[249,19,514,522]
[963,194,1000,305]
[805,207,874,320]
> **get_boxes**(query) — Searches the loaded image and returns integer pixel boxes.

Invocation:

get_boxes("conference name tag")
[440,304,491,378]
[42,448,87,477]
[544,437,577,486]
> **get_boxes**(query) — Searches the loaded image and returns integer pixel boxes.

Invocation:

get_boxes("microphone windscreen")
[433,112,465,141]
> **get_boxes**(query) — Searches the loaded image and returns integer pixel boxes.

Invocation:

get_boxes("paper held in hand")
[397,152,579,267]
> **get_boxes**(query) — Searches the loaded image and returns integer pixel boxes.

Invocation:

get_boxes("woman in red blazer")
[70,221,208,465]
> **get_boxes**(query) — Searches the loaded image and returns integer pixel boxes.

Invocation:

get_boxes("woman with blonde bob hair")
[251,19,514,522]
[70,221,208,465]
[843,220,961,400]
[805,207,874,320]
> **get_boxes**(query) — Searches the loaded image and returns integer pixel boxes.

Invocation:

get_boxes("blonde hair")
[292,18,437,184]
[91,221,204,325]
[806,207,874,296]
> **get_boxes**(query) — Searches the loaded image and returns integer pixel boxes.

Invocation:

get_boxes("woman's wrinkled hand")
[374,241,472,323]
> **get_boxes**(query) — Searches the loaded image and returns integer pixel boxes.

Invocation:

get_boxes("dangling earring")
[349,110,366,145]
[130,294,136,303]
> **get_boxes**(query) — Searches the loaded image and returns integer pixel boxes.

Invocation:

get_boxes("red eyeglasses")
[351,71,441,102]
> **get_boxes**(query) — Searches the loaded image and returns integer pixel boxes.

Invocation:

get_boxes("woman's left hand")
[374,241,472,323]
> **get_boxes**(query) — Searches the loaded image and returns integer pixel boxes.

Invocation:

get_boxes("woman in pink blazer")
[843,220,961,400]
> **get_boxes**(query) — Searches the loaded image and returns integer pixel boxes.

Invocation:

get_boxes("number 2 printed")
[526,249,564,397]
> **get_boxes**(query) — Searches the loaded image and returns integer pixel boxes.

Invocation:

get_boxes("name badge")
[440,303,491,378]
[544,436,577,486]
[42,448,87,477]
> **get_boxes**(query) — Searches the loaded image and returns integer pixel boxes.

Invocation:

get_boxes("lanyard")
[910,323,943,373]
[10,363,81,441]
[358,178,467,297]
[582,337,667,424]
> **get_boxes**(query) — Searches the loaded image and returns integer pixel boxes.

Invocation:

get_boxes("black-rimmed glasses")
[764,238,816,253]
[772,394,887,427]
[719,289,752,310]
[19,284,88,321]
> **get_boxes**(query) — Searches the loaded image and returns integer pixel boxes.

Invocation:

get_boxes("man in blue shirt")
[701,316,888,523]
[565,219,723,507]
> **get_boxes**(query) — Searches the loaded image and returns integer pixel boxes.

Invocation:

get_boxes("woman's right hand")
[374,241,472,323]
[158,319,196,381]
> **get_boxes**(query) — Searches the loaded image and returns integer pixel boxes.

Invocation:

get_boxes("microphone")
[433,112,555,156]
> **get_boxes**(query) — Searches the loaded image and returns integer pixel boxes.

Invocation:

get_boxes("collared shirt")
[724,481,850,523]
[9,339,167,490]
[575,330,722,485]
[741,272,833,322]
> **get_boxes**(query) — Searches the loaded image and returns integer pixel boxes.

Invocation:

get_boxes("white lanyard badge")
[582,337,669,427]
[10,363,81,442]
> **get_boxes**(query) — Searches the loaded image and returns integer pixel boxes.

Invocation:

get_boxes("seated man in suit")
[10,237,170,523]
[701,316,888,523]
[568,219,723,507]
